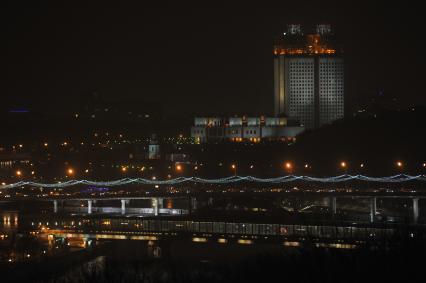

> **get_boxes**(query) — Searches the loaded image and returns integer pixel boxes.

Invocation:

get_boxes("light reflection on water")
[1,212,19,231]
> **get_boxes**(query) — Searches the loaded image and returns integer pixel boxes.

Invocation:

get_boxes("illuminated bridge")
[2,174,426,189]
[2,174,426,223]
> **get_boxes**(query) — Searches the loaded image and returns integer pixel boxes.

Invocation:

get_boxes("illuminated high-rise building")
[273,24,344,128]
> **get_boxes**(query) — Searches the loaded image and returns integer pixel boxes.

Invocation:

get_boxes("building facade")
[274,24,344,129]
[191,116,304,143]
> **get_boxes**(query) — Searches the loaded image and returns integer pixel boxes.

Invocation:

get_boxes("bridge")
[26,214,426,249]
[1,174,426,189]
[2,174,426,223]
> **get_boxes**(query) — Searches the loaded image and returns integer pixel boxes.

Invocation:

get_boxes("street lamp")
[284,162,293,173]
[67,168,74,176]
[231,164,237,176]
[396,161,403,169]
[15,170,22,177]
[175,164,183,172]
[340,161,348,174]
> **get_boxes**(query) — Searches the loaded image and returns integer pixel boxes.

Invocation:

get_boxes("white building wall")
[242,126,261,139]
[224,126,243,139]
[191,126,207,142]
[286,57,315,128]
[229,117,243,126]
[319,57,344,126]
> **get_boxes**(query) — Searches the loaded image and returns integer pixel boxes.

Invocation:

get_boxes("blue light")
[1,174,425,189]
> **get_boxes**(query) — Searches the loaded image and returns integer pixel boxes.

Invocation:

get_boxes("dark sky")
[2,1,425,116]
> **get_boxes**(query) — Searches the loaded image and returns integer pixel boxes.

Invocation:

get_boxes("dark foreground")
[2,238,425,283]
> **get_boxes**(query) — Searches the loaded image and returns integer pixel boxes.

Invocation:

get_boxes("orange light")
[285,162,292,169]
[231,164,236,169]
[396,161,403,168]
[16,170,22,177]
[121,167,127,172]
[67,168,74,175]
[340,162,347,168]
[423,163,426,168]
[176,164,182,172]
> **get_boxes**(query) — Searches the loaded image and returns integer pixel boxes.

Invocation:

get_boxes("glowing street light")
[340,161,347,168]
[231,164,237,176]
[284,162,293,174]
[15,170,22,177]
[67,168,74,176]
[396,161,403,168]
[121,166,127,173]
[176,164,183,172]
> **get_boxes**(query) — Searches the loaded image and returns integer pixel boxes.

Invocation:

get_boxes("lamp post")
[231,164,237,176]
[66,168,75,178]
[285,162,293,175]
[396,161,403,174]
[340,161,348,174]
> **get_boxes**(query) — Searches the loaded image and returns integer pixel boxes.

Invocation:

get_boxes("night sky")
[3,1,425,116]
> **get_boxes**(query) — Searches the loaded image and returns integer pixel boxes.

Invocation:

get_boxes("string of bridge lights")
[1,174,426,190]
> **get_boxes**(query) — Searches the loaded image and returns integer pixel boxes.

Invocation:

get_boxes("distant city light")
[340,161,347,168]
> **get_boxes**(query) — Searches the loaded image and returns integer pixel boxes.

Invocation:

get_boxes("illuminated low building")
[191,116,304,143]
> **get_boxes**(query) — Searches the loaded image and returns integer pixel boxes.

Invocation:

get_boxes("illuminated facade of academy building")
[274,24,344,129]
[191,24,343,142]
[191,116,304,143]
